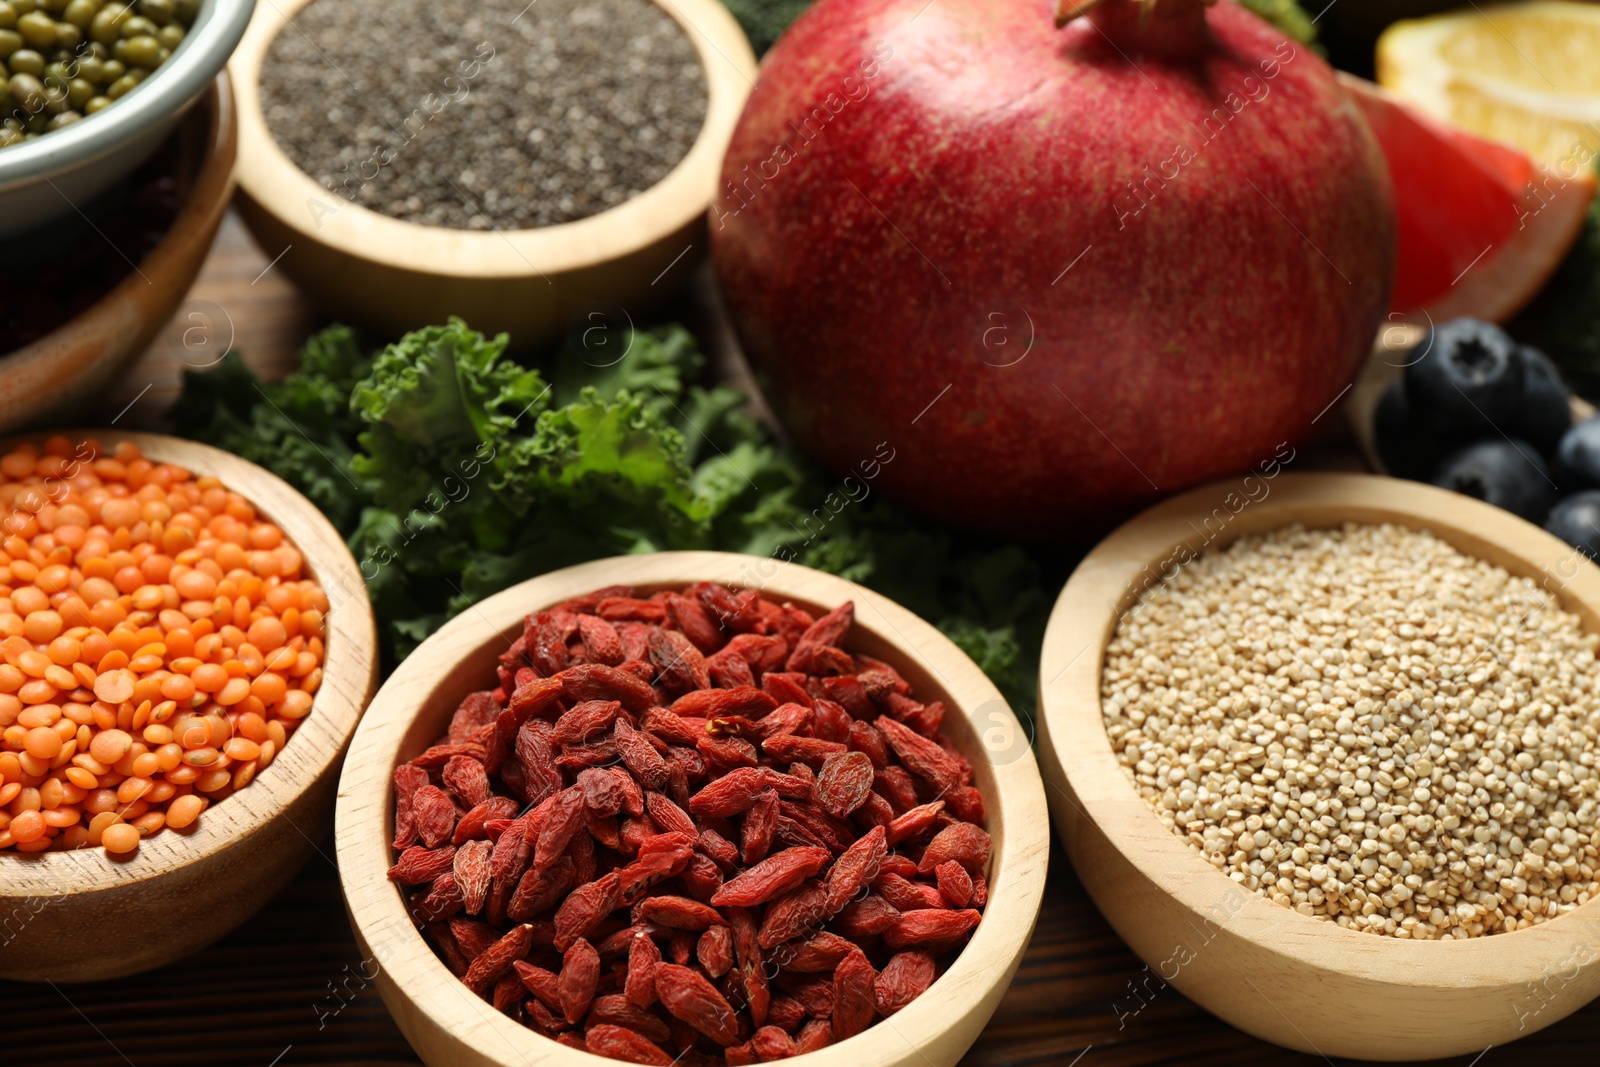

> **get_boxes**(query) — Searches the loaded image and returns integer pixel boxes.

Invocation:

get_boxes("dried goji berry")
[391,764,430,850]
[553,871,621,952]
[450,916,499,960]
[832,946,877,1041]
[558,937,599,1023]
[411,785,457,849]
[885,799,945,846]
[740,789,779,866]
[452,795,521,846]
[696,924,735,978]
[756,881,830,949]
[816,751,876,818]
[727,905,767,1025]
[711,846,831,908]
[584,1024,673,1066]
[678,851,723,902]
[688,767,770,817]
[514,720,562,806]
[883,908,982,951]
[462,922,534,995]
[795,1018,833,1053]
[917,821,992,877]
[576,614,626,666]
[388,844,457,886]
[705,647,756,689]
[560,662,657,712]
[669,686,777,720]
[452,838,494,914]
[762,733,848,765]
[625,929,662,1008]
[441,754,491,809]
[823,825,887,912]
[535,786,587,871]
[874,951,937,1016]
[616,717,670,790]
[752,1024,798,1060]
[508,856,576,923]
[654,963,740,1046]
[632,894,726,931]
[585,995,673,1043]
[873,872,945,912]
[643,790,695,837]
[832,895,901,939]
[783,930,855,973]
[876,716,965,794]
[515,961,560,1012]
[786,601,853,674]
[936,859,975,908]
[411,871,465,923]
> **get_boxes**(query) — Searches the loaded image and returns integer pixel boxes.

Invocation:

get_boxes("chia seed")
[260,0,708,230]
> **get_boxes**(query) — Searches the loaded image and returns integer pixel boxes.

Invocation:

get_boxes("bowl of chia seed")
[229,0,754,346]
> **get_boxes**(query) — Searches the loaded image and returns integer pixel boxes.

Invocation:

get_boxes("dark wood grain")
[5,208,1598,1066]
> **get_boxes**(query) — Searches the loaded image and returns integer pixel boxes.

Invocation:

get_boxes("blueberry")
[1512,344,1571,454]
[1405,318,1525,434]
[1374,378,1450,481]
[1546,491,1600,561]
[1555,415,1600,490]
[1431,438,1556,522]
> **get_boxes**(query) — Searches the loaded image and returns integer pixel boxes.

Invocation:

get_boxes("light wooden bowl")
[0,431,376,983]
[0,76,236,431]
[336,551,1050,1067]
[228,0,755,348]
[1038,472,1600,1061]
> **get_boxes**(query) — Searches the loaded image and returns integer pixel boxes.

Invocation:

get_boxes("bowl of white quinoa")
[1038,472,1600,1061]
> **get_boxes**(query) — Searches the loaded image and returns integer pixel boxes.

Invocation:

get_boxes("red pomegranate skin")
[710,0,1395,539]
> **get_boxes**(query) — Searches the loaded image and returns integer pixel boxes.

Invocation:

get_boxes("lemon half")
[1378,1,1600,172]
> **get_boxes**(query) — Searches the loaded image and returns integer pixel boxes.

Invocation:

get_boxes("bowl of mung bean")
[226,0,755,349]
[0,431,376,982]
[1039,471,1600,1060]
[0,0,253,240]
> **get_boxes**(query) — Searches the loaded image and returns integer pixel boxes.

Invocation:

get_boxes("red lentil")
[0,438,328,856]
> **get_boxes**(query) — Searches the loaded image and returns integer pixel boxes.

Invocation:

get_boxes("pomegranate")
[711,0,1396,538]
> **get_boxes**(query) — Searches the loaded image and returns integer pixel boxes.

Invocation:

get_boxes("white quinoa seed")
[1101,523,1600,939]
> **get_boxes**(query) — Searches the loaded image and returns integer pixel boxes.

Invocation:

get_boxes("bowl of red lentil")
[0,431,376,982]
[225,0,755,348]
[1040,471,1600,1060]
[335,551,1048,1067]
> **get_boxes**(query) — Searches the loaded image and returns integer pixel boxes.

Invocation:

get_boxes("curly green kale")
[172,319,1055,719]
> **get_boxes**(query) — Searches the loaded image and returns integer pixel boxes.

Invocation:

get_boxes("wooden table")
[6,212,1600,1067]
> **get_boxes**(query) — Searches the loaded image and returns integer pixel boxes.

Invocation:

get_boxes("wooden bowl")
[1038,472,1600,1061]
[228,0,755,349]
[1345,324,1594,475]
[0,431,377,983]
[336,551,1050,1067]
[0,76,236,432]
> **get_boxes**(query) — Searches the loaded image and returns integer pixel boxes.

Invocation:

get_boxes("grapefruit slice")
[1341,73,1594,325]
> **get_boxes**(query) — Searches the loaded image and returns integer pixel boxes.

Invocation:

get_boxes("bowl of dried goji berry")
[335,550,1050,1066]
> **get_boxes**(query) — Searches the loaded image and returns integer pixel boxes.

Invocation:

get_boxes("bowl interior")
[340,551,1049,1067]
